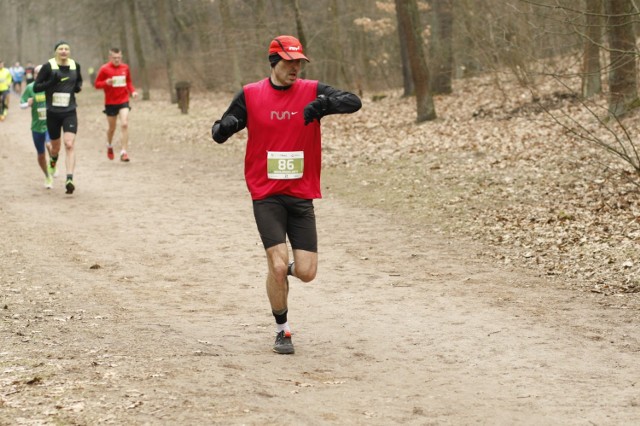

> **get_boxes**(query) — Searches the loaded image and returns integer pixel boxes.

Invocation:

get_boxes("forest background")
[4,0,629,99]
[1,0,639,300]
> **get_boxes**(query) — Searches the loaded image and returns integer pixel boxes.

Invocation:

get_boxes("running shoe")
[65,179,75,194]
[273,330,294,354]
[44,175,53,189]
[107,146,114,160]
[120,152,130,162]
[48,163,58,178]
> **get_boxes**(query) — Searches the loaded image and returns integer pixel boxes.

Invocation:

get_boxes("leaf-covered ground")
[318,76,640,303]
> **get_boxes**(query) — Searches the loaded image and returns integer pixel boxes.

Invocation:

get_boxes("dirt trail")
[1,91,639,425]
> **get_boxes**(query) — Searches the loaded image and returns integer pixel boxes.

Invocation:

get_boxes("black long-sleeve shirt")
[212,79,361,143]
[34,60,83,113]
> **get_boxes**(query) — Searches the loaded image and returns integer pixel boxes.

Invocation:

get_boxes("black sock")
[66,174,73,180]
[272,309,288,325]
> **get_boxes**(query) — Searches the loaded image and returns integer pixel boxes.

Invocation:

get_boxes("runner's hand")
[304,95,330,125]
[212,115,240,143]
[219,115,239,135]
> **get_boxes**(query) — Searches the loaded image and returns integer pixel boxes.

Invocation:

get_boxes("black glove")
[304,95,330,125]
[212,115,240,143]
[219,115,239,135]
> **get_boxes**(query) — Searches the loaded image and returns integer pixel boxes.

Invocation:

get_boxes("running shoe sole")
[65,181,75,194]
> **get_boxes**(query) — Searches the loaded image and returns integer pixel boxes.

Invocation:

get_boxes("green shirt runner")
[20,82,48,133]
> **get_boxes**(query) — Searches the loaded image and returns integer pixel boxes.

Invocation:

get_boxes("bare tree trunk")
[252,0,268,78]
[429,0,453,95]
[284,0,308,78]
[117,1,129,58]
[395,0,437,122]
[345,0,366,95]
[288,0,307,49]
[15,1,25,63]
[606,0,638,116]
[219,0,242,90]
[396,0,414,97]
[327,0,339,85]
[325,0,350,87]
[125,0,150,100]
[582,0,602,98]
[156,0,177,102]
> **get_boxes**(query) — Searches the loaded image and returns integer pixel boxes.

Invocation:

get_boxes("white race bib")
[112,75,126,87]
[52,92,70,107]
[37,107,47,120]
[267,151,304,179]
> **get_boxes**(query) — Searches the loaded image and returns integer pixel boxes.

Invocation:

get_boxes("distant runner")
[0,60,12,120]
[34,41,83,195]
[10,62,25,94]
[20,64,53,189]
[24,62,36,84]
[94,48,138,162]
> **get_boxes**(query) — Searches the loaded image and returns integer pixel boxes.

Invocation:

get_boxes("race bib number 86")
[267,151,304,179]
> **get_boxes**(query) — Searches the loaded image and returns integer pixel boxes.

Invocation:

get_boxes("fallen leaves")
[319,75,640,300]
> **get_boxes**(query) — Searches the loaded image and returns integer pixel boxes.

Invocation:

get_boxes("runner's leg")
[290,249,317,282]
[63,132,76,175]
[118,107,130,152]
[265,243,290,312]
[49,139,61,160]
[106,115,117,145]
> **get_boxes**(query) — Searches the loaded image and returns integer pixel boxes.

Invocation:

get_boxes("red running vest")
[243,78,321,200]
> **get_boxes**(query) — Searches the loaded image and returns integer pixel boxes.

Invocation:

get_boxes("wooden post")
[175,81,191,114]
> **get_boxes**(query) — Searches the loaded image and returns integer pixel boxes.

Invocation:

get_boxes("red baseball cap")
[268,35,309,62]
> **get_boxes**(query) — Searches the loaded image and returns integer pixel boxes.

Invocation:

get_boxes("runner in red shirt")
[94,48,138,162]
[212,35,361,355]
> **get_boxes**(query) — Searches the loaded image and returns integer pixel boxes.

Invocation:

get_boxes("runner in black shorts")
[34,41,83,195]
[94,48,138,162]
[253,195,317,252]
[211,35,361,355]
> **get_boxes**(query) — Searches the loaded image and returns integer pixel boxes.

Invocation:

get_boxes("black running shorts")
[252,195,317,252]
[46,110,78,140]
[103,102,130,116]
